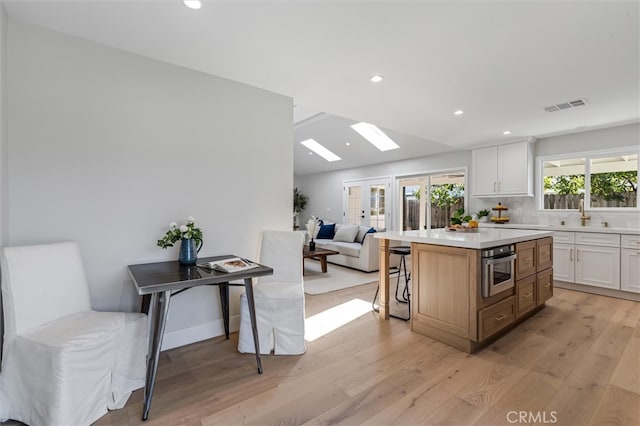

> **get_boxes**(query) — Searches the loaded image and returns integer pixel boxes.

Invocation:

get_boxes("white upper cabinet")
[472,139,535,197]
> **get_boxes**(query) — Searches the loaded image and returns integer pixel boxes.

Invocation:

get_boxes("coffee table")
[303,246,339,273]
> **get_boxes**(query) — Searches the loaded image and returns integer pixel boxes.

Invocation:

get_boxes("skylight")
[300,139,341,162]
[183,0,202,9]
[350,122,399,151]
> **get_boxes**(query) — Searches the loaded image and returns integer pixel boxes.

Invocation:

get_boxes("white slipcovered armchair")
[238,230,306,355]
[0,242,147,426]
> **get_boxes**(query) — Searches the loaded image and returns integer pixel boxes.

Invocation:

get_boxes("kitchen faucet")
[579,199,590,226]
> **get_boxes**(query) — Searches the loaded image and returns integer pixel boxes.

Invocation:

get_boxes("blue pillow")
[361,227,376,244]
[316,223,335,239]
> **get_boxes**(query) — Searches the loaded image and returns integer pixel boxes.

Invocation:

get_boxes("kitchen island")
[375,228,554,352]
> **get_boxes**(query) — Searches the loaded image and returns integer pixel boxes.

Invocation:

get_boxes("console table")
[128,255,273,420]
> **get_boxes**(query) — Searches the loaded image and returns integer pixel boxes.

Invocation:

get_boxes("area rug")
[303,261,379,295]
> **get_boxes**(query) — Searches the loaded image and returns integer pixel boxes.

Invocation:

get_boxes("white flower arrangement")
[306,216,321,240]
[157,216,203,248]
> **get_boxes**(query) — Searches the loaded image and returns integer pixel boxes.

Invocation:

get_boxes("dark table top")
[128,255,273,295]
[303,246,340,257]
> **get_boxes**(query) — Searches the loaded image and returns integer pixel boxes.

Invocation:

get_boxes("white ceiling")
[4,1,639,175]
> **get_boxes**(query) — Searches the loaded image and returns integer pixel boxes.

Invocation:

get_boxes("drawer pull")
[569,249,573,261]
[495,313,508,321]
[542,283,551,288]
[523,292,533,298]
[524,257,533,262]
[541,251,550,256]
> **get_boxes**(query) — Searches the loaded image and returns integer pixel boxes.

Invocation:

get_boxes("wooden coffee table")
[303,246,339,273]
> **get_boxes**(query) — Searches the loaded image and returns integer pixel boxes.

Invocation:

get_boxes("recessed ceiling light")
[351,122,399,151]
[454,110,464,116]
[503,130,511,135]
[183,0,202,10]
[301,139,341,162]
[370,75,384,83]
[345,142,350,146]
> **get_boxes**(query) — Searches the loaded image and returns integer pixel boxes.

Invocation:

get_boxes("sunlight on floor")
[304,298,373,342]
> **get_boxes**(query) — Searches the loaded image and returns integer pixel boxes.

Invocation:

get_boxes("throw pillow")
[360,227,376,244]
[356,226,371,244]
[333,225,359,243]
[316,223,335,239]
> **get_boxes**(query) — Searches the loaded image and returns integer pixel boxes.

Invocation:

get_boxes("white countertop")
[374,228,554,249]
[479,223,640,235]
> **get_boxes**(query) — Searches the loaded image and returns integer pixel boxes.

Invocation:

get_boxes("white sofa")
[312,224,400,272]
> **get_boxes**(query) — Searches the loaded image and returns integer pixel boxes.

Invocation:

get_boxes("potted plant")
[293,188,308,229]
[157,216,203,265]
[477,208,490,223]
[450,208,472,225]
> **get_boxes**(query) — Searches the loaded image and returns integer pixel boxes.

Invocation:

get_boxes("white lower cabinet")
[553,243,575,282]
[621,234,640,293]
[574,244,620,289]
[553,232,621,290]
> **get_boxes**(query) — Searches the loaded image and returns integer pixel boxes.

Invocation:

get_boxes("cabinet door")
[516,240,536,280]
[553,243,574,282]
[621,248,640,293]
[516,275,536,317]
[537,237,553,272]
[574,244,620,289]
[498,142,531,195]
[537,268,553,304]
[472,146,498,196]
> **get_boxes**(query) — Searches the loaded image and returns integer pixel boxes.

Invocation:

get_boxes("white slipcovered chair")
[0,242,147,426]
[238,230,306,355]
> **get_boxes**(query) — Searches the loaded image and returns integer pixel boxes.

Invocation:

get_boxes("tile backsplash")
[470,197,640,229]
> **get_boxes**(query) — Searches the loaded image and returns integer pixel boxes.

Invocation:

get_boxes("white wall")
[535,123,639,157]
[6,20,292,349]
[0,4,6,247]
[0,4,6,359]
[295,150,470,229]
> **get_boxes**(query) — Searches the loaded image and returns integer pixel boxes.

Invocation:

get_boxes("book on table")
[197,257,258,273]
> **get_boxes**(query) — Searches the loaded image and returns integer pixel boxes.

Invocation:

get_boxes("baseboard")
[554,280,640,302]
[161,315,241,351]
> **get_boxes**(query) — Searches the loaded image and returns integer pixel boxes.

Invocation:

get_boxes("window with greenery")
[398,171,466,230]
[541,151,638,210]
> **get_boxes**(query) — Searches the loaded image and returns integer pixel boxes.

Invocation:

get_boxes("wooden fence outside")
[403,199,464,230]
[543,193,637,209]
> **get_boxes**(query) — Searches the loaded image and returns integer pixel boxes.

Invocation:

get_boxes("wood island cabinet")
[411,236,553,353]
[515,237,553,317]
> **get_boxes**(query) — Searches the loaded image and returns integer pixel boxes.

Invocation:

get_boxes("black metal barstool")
[372,246,411,321]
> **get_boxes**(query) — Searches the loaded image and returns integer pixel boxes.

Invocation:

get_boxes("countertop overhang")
[375,228,554,250]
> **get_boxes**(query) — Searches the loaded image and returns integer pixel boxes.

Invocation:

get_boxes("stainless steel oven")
[482,244,516,297]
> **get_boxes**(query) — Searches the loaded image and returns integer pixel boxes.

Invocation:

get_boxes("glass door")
[344,178,390,229]
[398,170,466,230]
[398,177,427,231]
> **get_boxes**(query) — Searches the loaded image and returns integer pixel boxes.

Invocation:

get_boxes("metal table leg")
[218,284,230,339]
[243,278,263,374]
[142,290,171,421]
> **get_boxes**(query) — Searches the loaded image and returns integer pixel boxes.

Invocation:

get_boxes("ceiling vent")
[544,99,588,112]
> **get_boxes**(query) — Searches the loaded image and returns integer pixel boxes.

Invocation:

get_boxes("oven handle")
[484,253,517,265]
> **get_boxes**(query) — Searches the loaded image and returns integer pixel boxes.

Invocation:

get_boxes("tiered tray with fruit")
[491,203,510,223]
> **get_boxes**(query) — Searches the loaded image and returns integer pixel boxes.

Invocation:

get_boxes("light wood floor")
[88,284,638,426]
